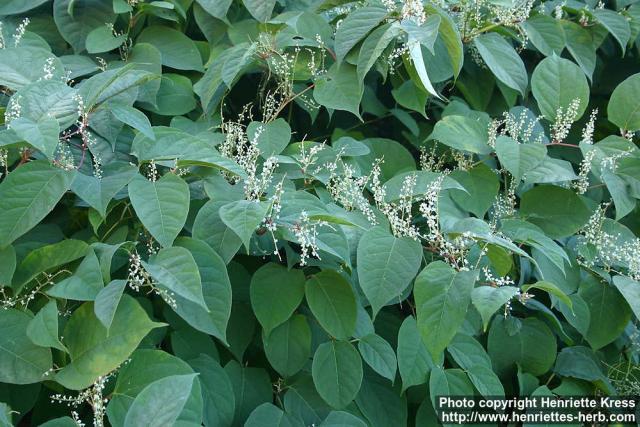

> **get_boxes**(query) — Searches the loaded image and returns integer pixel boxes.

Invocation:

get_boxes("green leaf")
[425,5,463,79]
[522,281,572,311]
[78,64,157,110]
[12,240,89,293]
[85,25,126,53]
[471,285,519,331]
[188,354,235,427]
[173,238,232,344]
[554,346,612,392]
[408,36,441,99]
[578,277,631,350]
[144,74,197,116]
[250,263,305,336]
[14,80,78,129]
[219,199,270,250]
[473,33,527,96]
[355,377,408,427]
[357,334,397,382]
[27,300,67,352]
[562,21,596,80]
[0,309,52,384]
[531,55,589,122]
[466,365,505,398]
[608,73,640,131]
[0,161,75,248]
[128,173,190,248]
[320,411,367,427]
[487,316,557,378]
[313,63,364,119]
[245,403,295,427]
[0,0,48,14]
[414,261,477,360]
[429,367,474,408]
[47,249,103,301]
[397,316,434,392]
[357,23,403,82]
[10,116,60,159]
[0,48,65,91]
[242,0,277,22]
[109,105,155,140]
[123,374,198,427]
[613,276,640,321]
[137,26,203,71]
[334,6,388,62]
[107,349,203,426]
[143,246,208,311]
[55,296,163,389]
[593,9,630,53]
[0,246,16,287]
[357,227,422,317]
[247,118,292,157]
[305,270,357,340]
[224,361,272,425]
[520,15,565,56]
[494,136,547,181]
[428,115,492,154]
[447,334,492,370]
[312,341,363,409]
[53,0,116,52]
[71,162,138,218]
[195,0,233,19]
[264,314,311,378]
[93,280,127,329]
[449,163,499,217]
[519,185,591,239]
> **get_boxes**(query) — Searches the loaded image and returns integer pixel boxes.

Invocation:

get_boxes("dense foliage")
[1,0,640,425]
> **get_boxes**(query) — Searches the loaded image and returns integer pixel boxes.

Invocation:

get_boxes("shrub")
[0,0,640,425]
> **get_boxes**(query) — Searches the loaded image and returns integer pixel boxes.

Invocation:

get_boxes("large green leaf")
[143,246,208,311]
[263,315,311,378]
[608,73,640,131]
[312,341,363,409]
[578,276,631,350]
[428,115,492,154]
[313,63,364,118]
[357,227,422,317]
[519,185,591,239]
[334,6,388,62]
[123,374,198,427]
[71,162,138,218]
[55,296,163,390]
[487,317,557,378]
[397,316,435,392]
[0,0,48,14]
[137,26,203,71]
[219,199,271,251]
[242,0,277,22]
[10,117,60,159]
[188,354,235,427]
[53,0,116,53]
[0,161,75,248]
[414,261,477,360]
[357,334,397,382]
[494,136,547,181]
[250,263,305,336]
[531,55,589,122]
[471,285,520,331]
[128,173,190,248]
[306,270,357,340]
[520,15,565,56]
[0,309,52,384]
[224,361,272,425]
[593,8,630,53]
[173,238,232,344]
[473,33,527,96]
[47,249,103,301]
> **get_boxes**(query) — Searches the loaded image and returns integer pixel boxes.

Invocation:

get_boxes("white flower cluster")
[401,0,427,24]
[488,109,544,147]
[4,95,22,129]
[419,144,446,172]
[293,211,330,266]
[573,148,595,194]
[579,204,640,280]
[13,18,30,47]
[581,108,598,144]
[51,365,125,427]
[551,98,580,143]
[327,160,378,225]
[375,169,421,240]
